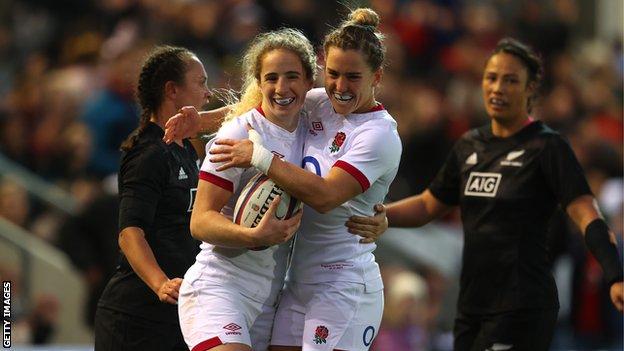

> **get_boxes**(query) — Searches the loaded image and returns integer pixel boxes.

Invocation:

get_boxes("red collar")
[255,105,265,116]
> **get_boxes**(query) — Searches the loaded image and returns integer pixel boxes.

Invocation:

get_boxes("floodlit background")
[0,0,621,350]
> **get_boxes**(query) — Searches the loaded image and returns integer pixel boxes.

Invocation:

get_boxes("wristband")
[248,129,273,174]
[585,218,624,286]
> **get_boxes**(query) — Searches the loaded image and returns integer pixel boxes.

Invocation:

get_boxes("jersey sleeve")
[118,144,168,232]
[333,120,402,192]
[428,141,462,206]
[199,117,249,193]
[541,135,592,208]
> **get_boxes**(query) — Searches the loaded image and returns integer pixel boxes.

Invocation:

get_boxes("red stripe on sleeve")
[333,160,370,192]
[192,336,223,351]
[199,171,233,192]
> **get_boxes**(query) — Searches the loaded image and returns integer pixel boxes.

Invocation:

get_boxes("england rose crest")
[329,132,346,153]
[313,325,329,344]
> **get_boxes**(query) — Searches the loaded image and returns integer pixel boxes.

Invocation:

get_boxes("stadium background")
[0,0,621,350]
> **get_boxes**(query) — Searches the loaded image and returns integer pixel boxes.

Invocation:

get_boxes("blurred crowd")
[0,0,621,349]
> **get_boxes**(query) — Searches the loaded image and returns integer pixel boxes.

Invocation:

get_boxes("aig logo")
[464,172,501,197]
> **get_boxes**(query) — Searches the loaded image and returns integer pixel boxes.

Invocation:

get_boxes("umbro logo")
[178,167,188,180]
[312,121,324,131]
[501,149,524,167]
[465,152,477,165]
[223,323,242,335]
[223,323,241,331]
[465,172,501,197]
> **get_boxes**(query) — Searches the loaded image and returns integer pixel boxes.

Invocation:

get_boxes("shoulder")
[121,140,168,176]
[448,124,489,152]
[532,121,562,140]
[373,110,398,130]
[351,112,402,155]
[305,88,328,104]
[304,88,329,114]
[463,124,488,141]
[519,121,567,151]
[218,109,258,139]
[354,110,399,139]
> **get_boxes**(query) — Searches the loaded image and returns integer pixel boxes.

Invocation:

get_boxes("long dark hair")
[120,45,195,152]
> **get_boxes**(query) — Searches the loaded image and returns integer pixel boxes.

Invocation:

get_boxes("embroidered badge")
[313,325,329,344]
[329,132,346,153]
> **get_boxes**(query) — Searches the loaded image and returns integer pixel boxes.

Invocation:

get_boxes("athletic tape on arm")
[249,129,273,174]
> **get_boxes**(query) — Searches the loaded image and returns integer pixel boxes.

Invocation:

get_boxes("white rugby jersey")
[289,88,402,290]
[191,107,306,305]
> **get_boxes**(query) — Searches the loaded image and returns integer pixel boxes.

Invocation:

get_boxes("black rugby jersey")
[429,121,591,314]
[98,122,200,323]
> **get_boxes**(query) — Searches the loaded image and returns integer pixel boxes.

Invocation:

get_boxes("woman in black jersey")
[94,46,213,351]
[348,38,623,351]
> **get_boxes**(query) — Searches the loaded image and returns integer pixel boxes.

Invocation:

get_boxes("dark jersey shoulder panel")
[98,122,200,323]
[429,121,592,313]
[118,138,169,231]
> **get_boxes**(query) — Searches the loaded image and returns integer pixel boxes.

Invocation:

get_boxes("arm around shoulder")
[198,106,230,134]
[266,157,362,213]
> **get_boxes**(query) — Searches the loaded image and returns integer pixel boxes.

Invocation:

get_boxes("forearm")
[267,157,342,213]
[567,195,623,285]
[386,197,429,227]
[386,190,449,227]
[190,210,255,247]
[118,227,169,294]
[198,107,229,134]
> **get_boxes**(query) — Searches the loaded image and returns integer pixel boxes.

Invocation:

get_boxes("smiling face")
[259,48,313,128]
[482,52,534,125]
[324,47,381,115]
[175,55,211,110]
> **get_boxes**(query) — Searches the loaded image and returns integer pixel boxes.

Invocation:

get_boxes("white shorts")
[271,280,383,351]
[178,277,276,351]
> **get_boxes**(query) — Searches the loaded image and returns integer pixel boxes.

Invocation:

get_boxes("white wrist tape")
[248,129,273,174]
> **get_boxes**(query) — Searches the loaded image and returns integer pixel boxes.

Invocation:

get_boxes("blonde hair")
[323,8,386,71]
[225,28,317,122]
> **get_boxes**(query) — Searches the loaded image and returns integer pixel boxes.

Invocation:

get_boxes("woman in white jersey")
[209,9,401,351]
[177,28,317,351]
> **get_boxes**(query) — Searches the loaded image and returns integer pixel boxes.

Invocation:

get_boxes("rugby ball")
[233,173,302,249]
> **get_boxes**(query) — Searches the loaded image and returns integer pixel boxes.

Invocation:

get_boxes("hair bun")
[348,8,380,29]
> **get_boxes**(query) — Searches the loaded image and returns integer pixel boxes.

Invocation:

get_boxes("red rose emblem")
[316,325,329,339]
[313,325,329,344]
[329,132,346,153]
[334,132,346,147]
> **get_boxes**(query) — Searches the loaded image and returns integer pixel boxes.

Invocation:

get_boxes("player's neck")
[265,112,298,133]
[491,116,530,138]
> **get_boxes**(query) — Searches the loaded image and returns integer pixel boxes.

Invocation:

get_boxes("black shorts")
[94,306,188,351]
[454,308,558,351]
